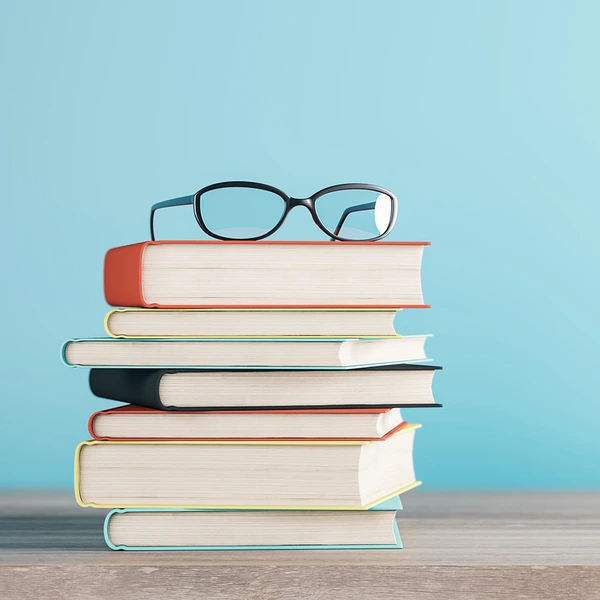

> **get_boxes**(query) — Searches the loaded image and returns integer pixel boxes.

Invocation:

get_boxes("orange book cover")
[103,240,431,309]
[88,405,408,442]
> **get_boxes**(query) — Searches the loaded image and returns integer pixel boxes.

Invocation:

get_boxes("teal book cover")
[61,336,432,369]
[104,497,403,551]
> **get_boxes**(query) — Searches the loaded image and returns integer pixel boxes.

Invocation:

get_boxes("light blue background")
[1,1,598,489]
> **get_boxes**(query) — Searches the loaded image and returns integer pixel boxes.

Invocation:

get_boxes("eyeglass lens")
[315,189,393,240]
[199,187,286,239]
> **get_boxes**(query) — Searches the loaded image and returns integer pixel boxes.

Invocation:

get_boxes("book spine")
[104,309,122,337]
[89,369,166,409]
[104,242,150,307]
[73,441,88,507]
[88,411,104,440]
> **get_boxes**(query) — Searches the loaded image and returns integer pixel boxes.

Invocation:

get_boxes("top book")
[104,241,430,308]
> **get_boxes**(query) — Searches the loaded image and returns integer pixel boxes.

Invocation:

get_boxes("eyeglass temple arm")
[331,201,377,239]
[150,195,194,241]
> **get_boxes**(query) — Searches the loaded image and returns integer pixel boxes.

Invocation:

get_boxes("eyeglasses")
[150,181,398,242]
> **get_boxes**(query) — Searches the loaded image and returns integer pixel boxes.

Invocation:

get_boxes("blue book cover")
[61,336,432,369]
[104,496,404,551]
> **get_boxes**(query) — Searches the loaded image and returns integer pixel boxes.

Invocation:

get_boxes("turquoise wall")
[1,1,598,488]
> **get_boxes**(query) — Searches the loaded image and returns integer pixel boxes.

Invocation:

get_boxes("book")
[74,424,420,509]
[103,496,404,551]
[104,308,401,339]
[62,336,429,368]
[89,364,441,410]
[104,241,429,308]
[88,406,406,441]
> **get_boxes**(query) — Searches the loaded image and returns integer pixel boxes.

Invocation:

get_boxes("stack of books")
[64,240,441,550]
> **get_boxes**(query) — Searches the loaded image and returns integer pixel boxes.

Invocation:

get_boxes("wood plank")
[2,566,600,600]
[1,492,599,599]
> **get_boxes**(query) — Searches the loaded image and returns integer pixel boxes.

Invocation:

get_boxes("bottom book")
[104,496,403,550]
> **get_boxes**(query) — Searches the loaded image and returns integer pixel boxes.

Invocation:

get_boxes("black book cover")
[89,364,442,411]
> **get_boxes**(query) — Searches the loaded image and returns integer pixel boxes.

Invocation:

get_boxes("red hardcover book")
[88,405,408,442]
[104,240,430,308]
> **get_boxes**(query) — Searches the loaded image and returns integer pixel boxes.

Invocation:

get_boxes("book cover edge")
[103,516,404,551]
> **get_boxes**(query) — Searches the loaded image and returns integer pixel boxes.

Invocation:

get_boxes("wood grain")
[1,492,599,599]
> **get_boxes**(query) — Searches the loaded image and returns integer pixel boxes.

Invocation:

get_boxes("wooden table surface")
[1,492,599,599]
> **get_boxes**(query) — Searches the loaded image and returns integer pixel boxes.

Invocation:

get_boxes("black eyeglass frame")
[150,181,398,242]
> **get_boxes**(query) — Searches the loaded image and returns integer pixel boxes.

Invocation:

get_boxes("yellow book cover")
[74,424,421,509]
[104,308,402,339]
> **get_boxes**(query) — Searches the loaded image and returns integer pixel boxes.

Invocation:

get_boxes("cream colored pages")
[141,243,425,305]
[107,510,397,547]
[93,409,403,440]
[64,336,427,367]
[106,309,398,338]
[160,369,436,408]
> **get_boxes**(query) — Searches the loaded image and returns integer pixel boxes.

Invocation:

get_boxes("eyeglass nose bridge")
[289,196,314,210]
[287,196,334,239]
[288,196,320,223]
